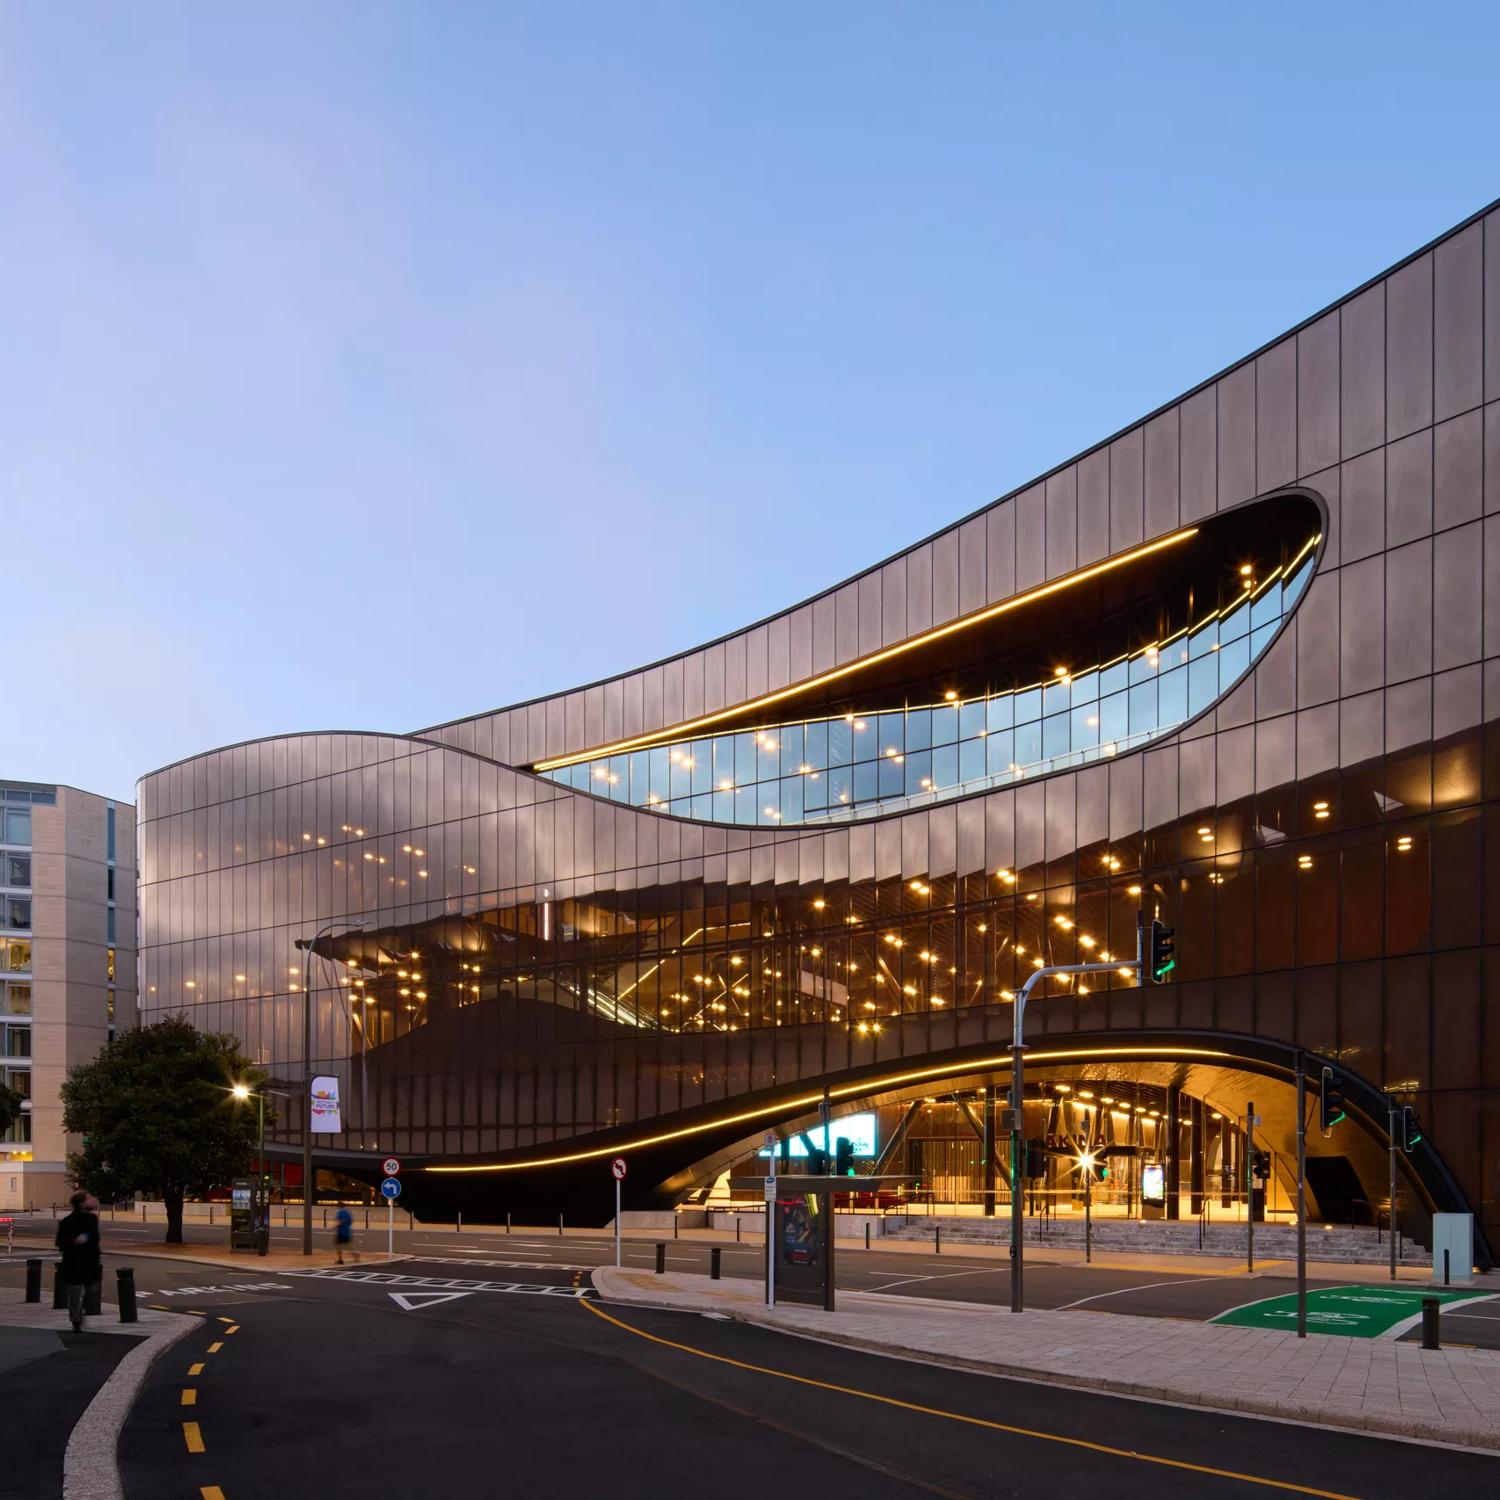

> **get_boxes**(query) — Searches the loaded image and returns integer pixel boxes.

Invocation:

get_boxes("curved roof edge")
[411,194,1500,740]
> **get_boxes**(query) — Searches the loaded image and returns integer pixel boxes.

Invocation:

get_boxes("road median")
[592,1266,1500,1452]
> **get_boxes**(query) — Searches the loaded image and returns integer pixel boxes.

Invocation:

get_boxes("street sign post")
[381,1175,402,1258]
[611,1157,627,1266]
[764,1131,777,1308]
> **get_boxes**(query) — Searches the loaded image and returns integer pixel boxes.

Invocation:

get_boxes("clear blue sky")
[5,4,1498,803]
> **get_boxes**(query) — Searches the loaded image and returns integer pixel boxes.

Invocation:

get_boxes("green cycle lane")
[1211,1285,1494,1337]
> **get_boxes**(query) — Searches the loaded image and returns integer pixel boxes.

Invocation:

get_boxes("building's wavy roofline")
[411,194,1499,740]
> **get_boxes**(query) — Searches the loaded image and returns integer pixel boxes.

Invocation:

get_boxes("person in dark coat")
[55,1190,102,1332]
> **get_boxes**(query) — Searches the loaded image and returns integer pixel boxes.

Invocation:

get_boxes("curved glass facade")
[544,541,1316,826]
[138,202,1500,1257]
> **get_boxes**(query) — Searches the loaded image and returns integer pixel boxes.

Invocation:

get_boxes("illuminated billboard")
[758,1113,877,1158]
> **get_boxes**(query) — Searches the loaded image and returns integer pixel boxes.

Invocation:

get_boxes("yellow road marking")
[189,1362,204,1376]
[187,1309,206,1317]
[224,1325,239,1335]
[207,1341,223,1354]
[217,1315,235,1324]
[581,1301,1356,1499]
[149,1303,169,1311]
[201,1488,227,1500]
[181,1388,197,1407]
[182,1421,205,1454]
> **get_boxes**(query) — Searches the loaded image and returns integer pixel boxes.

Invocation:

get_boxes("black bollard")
[53,1265,66,1310]
[655,1242,666,1275]
[1421,1294,1441,1350]
[935,1225,941,1255]
[865,1221,870,1250]
[24,1257,41,1303]
[116,1267,137,1324]
[710,1246,722,1280]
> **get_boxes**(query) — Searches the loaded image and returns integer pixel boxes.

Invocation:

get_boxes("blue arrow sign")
[380,1177,402,1199]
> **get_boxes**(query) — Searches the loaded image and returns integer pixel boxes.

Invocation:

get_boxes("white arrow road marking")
[389,1291,473,1310]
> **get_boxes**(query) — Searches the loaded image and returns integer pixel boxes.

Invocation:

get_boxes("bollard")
[865,1221,870,1251]
[1421,1294,1441,1350]
[935,1225,941,1255]
[24,1257,41,1303]
[1443,1249,1450,1286]
[736,1218,741,1244]
[457,1212,462,1234]
[53,1265,66,1310]
[710,1246,722,1280]
[141,1204,146,1222]
[673,1215,679,1240]
[506,1212,511,1235]
[655,1242,666,1274]
[559,1212,564,1237]
[116,1267,137,1324]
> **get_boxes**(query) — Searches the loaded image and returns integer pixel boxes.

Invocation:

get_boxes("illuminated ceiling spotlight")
[997,868,1017,885]
[1239,563,1253,576]
[812,898,826,910]
[943,690,958,701]
[1197,825,1213,842]
[1297,854,1314,870]
[1395,835,1413,853]
[1313,800,1331,820]
[1053,916,1073,930]
[1127,884,1142,896]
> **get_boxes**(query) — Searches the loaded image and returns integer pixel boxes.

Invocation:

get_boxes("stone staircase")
[881,1214,1426,1265]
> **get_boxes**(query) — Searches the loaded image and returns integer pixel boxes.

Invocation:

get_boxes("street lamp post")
[232,1081,288,1257]
[297,920,364,1256]
[1008,925,1147,1313]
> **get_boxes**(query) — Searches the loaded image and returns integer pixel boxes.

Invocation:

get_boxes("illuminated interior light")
[1239,563,1253,576]
[1054,916,1072,930]
[943,689,957,701]
[812,898,826,910]
[533,527,1202,771]
[1128,884,1142,896]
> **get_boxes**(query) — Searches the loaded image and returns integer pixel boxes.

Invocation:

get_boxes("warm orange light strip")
[420,1043,1234,1174]
[532,526,1201,773]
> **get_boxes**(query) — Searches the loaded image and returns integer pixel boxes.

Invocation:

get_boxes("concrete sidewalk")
[593,1266,1500,1452]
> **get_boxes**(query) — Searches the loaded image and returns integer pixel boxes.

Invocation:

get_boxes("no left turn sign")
[610,1157,627,1181]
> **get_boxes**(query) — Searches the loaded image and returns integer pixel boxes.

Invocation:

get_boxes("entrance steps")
[882,1215,1425,1265]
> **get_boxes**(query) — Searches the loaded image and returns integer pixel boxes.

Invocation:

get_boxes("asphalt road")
[107,1252,1500,1500]
[6,1214,1495,1345]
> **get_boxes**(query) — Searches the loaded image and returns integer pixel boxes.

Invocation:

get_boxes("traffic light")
[834,1136,855,1177]
[1148,919,1176,983]
[1400,1105,1423,1153]
[1251,1150,1271,1182]
[1319,1066,1347,1133]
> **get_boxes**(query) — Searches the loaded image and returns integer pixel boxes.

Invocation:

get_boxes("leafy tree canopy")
[0,1080,21,1139]
[61,1016,268,1240]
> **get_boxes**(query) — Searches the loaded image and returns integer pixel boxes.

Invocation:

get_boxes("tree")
[61,1016,267,1243]
[0,1080,22,1139]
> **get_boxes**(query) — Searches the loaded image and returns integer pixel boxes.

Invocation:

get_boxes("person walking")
[55,1190,102,1333]
[334,1205,358,1264]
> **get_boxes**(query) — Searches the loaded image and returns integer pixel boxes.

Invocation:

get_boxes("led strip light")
[533,526,1201,773]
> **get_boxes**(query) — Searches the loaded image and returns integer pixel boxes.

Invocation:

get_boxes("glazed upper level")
[413,199,1500,782]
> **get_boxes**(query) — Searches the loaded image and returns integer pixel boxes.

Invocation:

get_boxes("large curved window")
[544,512,1319,826]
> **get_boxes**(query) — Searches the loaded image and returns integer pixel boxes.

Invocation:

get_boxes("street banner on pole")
[309,1075,341,1133]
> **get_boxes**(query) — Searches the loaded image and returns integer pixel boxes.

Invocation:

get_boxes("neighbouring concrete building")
[0,782,136,1209]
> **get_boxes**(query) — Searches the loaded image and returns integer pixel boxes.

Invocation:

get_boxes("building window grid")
[545,550,1314,827]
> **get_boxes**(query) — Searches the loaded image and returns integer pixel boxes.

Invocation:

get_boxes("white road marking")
[865,1267,1012,1292]
[389,1291,472,1311]
[1053,1277,1212,1311]
[285,1268,590,1297]
[404,1255,593,1271]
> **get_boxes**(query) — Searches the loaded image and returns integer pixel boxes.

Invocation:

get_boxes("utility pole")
[1245,1101,1255,1273]
[1388,1097,1398,1282]
[1009,925,1147,1313]
[1295,1058,1307,1338]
